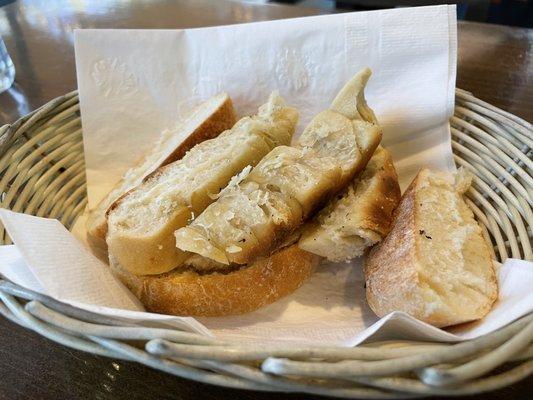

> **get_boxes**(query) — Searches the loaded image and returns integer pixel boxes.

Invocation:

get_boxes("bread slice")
[172,150,340,264]
[175,68,382,265]
[109,245,319,317]
[364,168,498,328]
[299,146,401,262]
[86,93,236,249]
[106,93,298,276]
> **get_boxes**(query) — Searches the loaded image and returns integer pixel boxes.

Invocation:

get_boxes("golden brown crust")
[157,99,237,168]
[110,245,319,317]
[86,215,108,250]
[364,173,420,320]
[298,147,400,262]
[86,94,236,245]
[354,149,402,237]
[106,97,236,219]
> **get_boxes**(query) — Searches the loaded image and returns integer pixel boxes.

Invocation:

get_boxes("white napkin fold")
[0,209,140,310]
[0,211,210,335]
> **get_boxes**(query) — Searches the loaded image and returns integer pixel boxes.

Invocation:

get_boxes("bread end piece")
[299,146,401,262]
[86,93,236,246]
[109,245,319,317]
[364,168,498,328]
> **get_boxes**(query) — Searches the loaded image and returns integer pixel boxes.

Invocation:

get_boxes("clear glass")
[0,37,15,93]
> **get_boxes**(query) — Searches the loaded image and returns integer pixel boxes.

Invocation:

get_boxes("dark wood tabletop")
[0,1,531,399]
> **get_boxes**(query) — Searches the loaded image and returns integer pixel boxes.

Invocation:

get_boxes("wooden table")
[0,1,531,399]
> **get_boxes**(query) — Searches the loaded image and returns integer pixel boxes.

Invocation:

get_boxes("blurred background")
[0,0,531,123]
[247,0,532,27]
[0,0,531,27]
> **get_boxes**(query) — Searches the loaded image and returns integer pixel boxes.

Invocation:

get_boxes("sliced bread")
[109,244,319,317]
[86,93,236,248]
[299,146,401,262]
[364,168,498,327]
[106,93,298,275]
[174,68,382,265]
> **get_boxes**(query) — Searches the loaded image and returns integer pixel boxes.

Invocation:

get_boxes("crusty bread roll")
[175,68,382,265]
[86,93,236,249]
[106,93,298,276]
[109,245,319,317]
[364,168,498,328]
[299,146,401,262]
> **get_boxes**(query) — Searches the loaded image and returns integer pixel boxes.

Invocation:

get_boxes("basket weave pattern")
[0,90,531,398]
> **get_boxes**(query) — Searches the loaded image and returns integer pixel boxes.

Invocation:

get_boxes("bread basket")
[0,89,531,398]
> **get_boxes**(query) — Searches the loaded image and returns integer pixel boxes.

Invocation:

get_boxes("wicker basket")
[0,90,531,398]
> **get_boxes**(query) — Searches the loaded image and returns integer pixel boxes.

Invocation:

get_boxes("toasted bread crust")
[299,147,401,261]
[359,151,402,237]
[110,245,319,317]
[365,172,420,319]
[156,97,236,167]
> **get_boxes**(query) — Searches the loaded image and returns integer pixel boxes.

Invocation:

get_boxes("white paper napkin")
[197,259,533,345]
[74,5,457,206]
[2,5,530,347]
[0,208,141,310]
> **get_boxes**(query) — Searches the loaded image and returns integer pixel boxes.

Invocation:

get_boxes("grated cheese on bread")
[106,93,298,275]
[174,68,382,265]
[299,146,401,262]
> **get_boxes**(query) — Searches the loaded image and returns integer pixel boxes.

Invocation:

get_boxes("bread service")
[86,93,236,249]
[104,68,389,316]
[364,168,498,327]
[92,67,498,323]
[106,93,298,276]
